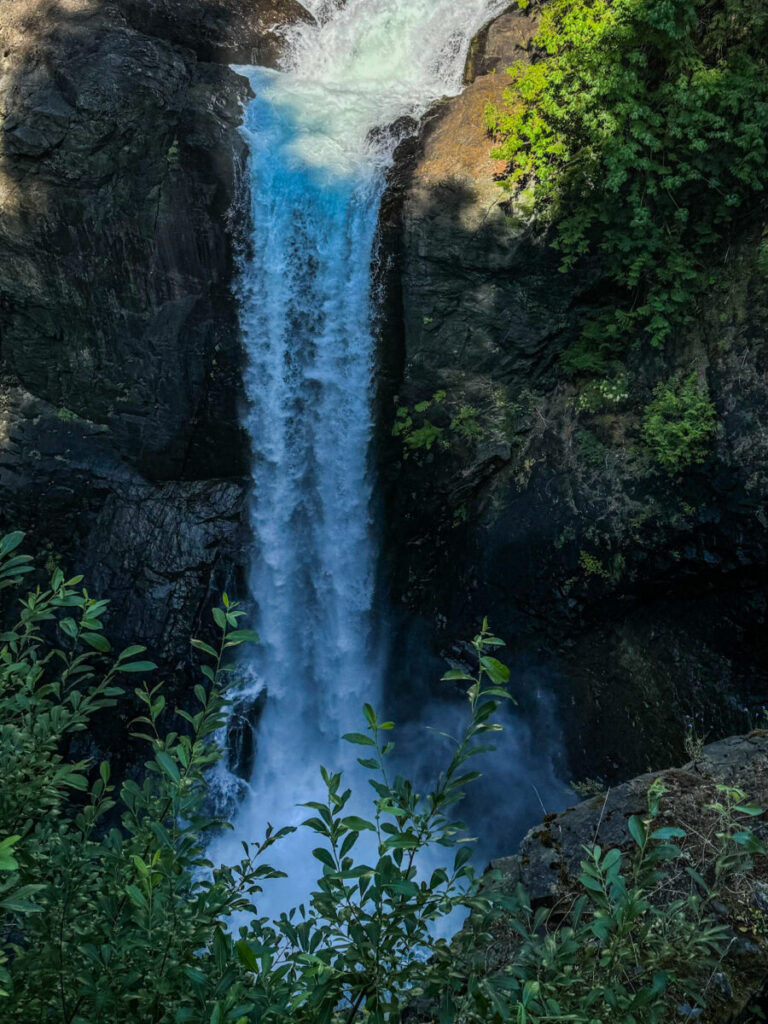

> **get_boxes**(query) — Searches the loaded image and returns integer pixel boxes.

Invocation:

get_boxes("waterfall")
[210,0,511,910]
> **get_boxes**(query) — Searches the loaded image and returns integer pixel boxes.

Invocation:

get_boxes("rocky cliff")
[381,3,768,783]
[0,0,308,668]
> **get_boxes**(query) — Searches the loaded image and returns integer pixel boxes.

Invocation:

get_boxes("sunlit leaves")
[487,0,768,360]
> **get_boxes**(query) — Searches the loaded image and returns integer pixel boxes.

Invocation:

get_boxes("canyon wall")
[0,0,308,667]
[381,3,768,781]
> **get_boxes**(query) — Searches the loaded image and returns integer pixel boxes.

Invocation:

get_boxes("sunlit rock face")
[0,0,308,666]
[381,4,768,783]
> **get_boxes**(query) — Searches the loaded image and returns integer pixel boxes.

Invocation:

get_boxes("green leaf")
[628,815,646,847]
[649,842,683,861]
[479,656,510,685]
[0,836,20,872]
[442,669,473,681]
[226,629,260,645]
[601,847,622,872]
[650,826,686,840]
[191,638,218,658]
[156,751,181,783]
[0,532,24,556]
[312,848,336,869]
[125,884,148,909]
[212,607,227,630]
[385,880,419,897]
[82,632,111,653]
[383,833,420,850]
[341,816,376,833]
[363,704,376,728]
[579,873,604,893]
[454,846,473,870]
[117,661,157,673]
[235,940,259,973]
[342,732,376,747]
[118,645,147,661]
[735,804,763,817]
[685,866,708,891]
[731,830,758,846]
[651,972,669,996]
[1,885,44,914]
[212,927,228,971]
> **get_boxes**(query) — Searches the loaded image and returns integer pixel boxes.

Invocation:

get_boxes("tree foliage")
[486,0,768,368]
[0,533,516,1022]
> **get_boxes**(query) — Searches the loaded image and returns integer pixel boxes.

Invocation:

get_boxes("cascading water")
[210,0,515,908]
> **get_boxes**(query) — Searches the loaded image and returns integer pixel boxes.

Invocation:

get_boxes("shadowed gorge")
[1,0,768,1019]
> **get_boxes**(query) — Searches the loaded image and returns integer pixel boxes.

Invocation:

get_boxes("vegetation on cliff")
[641,372,718,473]
[0,532,766,1022]
[485,0,768,370]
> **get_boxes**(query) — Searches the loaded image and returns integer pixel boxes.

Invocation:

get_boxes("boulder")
[116,0,313,65]
[494,734,768,904]
[482,734,768,1021]
[464,3,538,83]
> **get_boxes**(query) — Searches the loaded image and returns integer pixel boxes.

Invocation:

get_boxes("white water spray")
[210,0,511,908]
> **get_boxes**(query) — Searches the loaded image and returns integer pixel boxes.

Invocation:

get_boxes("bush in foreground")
[0,532,764,1022]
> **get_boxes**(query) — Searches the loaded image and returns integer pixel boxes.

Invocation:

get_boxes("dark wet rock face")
[381,5,768,782]
[0,0,306,664]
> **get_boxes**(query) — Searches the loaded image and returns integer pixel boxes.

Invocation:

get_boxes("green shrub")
[0,532,762,1022]
[392,392,484,458]
[577,372,630,413]
[457,778,766,1022]
[0,531,281,1022]
[450,405,483,443]
[579,549,610,579]
[486,0,768,362]
[642,372,717,472]
[392,391,446,455]
[0,533,515,1022]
